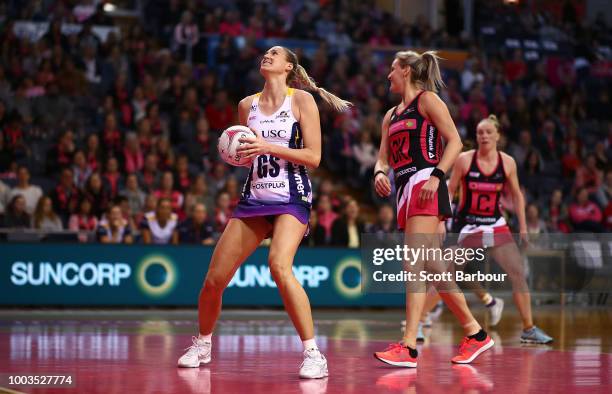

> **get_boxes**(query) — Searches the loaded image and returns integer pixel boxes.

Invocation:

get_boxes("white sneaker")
[488,298,504,327]
[299,348,329,379]
[177,336,212,368]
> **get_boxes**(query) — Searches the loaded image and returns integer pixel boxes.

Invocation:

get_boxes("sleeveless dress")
[232,88,313,225]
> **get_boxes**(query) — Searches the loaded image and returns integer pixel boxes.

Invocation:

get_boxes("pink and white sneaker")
[451,335,494,364]
[374,343,417,368]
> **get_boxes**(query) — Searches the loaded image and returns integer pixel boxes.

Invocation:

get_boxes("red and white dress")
[388,91,452,230]
[454,151,513,248]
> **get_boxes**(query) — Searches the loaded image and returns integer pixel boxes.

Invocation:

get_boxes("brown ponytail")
[283,47,352,112]
[395,50,446,92]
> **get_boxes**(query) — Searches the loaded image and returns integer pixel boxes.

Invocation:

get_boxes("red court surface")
[1,308,611,393]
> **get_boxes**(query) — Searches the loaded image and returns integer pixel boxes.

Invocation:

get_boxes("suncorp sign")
[9,254,177,299]
[228,264,329,288]
[10,261,131,287]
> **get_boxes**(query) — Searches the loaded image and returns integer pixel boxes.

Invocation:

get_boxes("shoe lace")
[458,337,470,353]
[384,343,404,353]
[184,336,206,356]
[532,327,549,339]
[300,349,322,370]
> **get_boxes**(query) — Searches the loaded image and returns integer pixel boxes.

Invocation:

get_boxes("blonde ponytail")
[284,48,352,112]
[420,51,445,92]
[395,50,446,92]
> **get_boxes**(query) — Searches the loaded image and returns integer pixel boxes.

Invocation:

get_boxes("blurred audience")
[0,0,608,245]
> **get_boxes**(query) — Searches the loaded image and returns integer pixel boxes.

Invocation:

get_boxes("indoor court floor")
[0,306,611,393]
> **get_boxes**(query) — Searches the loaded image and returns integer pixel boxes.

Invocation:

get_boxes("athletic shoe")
[520,326,553,344]
[451,335,494,364]
[487,297,504,327]
[374,343,417,368]
[177,336,212,367]
[299,349,329,379]
[416,322,425,342]
[376,369,417,390]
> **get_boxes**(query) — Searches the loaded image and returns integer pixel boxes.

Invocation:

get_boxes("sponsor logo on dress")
[276,110,290,119]
[252,181,286,190]
[396,166,417,177]
[389,119,417,134]
[261,129,287,138]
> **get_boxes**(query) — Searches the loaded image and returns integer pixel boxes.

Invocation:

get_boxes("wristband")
[431,167,445,181]
[374,170,387,179]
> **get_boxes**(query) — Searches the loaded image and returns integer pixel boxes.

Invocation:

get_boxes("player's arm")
[420,92,463,174]
[238,96,254,126]
[417,91,463,203]
[448,152,470,201]
[238,90,321,168]
[373,108,393,197]
[503,153,527,234]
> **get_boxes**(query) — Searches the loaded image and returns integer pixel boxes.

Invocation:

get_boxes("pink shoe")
[451,336,494,364]
[374,343,417,368]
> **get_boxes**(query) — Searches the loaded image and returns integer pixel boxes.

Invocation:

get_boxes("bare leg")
[490,243,534,329]
[403,216,481,347]
[403,216,483,348]
[198,217,271,335]
[268,214,314,340]
[421,288,442,320]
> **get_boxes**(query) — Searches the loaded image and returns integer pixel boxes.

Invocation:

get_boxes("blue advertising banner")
[0,244,404,307]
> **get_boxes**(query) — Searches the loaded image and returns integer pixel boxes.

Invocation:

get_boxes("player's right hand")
[374,173,392,197]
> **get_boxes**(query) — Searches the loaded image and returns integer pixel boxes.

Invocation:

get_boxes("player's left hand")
[237,130,271,159]
[419,176,440,208]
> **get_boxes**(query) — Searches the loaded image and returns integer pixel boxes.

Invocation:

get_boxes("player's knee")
[269,257,293,286]
[508,271,527,287]
[202,276,226,296]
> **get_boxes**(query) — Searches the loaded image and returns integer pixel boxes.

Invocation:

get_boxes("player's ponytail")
[283,47,352,112]
[420,51,445,92]
[395,50,446,92]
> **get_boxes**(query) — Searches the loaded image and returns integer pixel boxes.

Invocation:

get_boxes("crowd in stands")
[0,0,610,247]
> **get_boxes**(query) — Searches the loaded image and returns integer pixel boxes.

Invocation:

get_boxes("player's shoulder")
[292,88,315,104]
[238,94,257,110]
[459,149,476,162]
[419,90,442,105]
[382,107,395,122]
[500,151,517,166]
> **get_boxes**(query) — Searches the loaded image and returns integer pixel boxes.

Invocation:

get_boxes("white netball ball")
[218,125,257,166]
